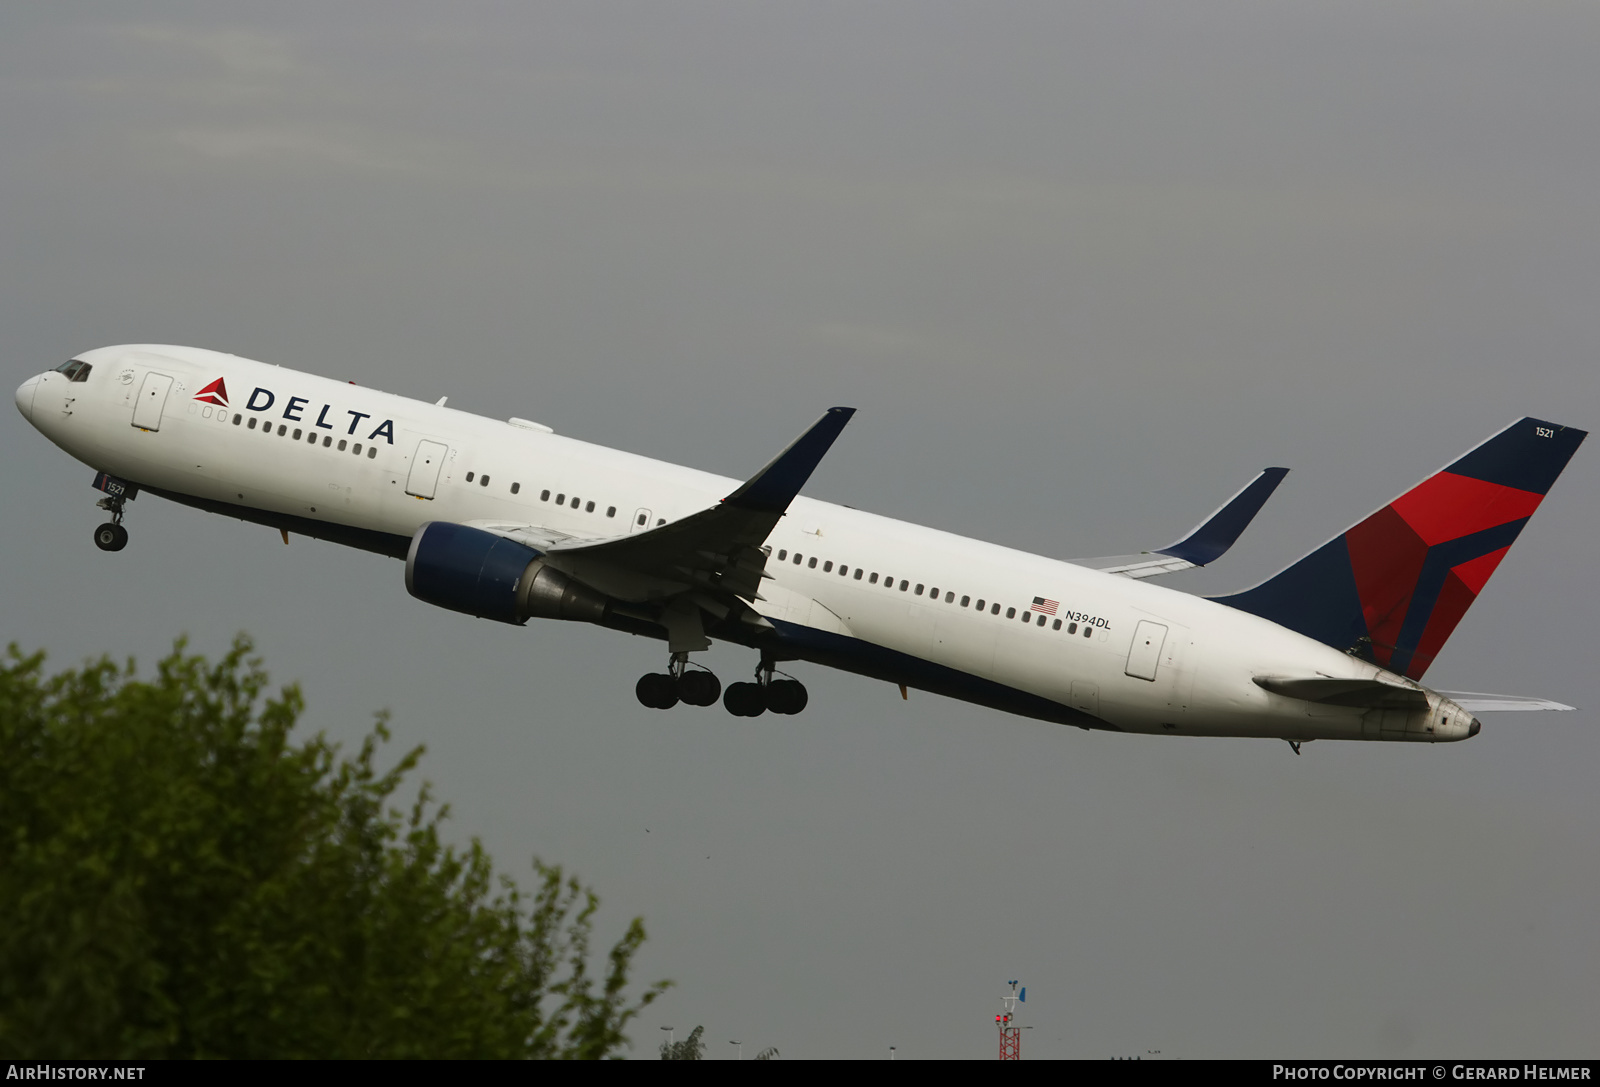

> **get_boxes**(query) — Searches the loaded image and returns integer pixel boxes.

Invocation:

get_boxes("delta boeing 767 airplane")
[15,345,1586,749]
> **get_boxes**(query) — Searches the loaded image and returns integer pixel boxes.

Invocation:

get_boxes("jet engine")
[404,521,611,626]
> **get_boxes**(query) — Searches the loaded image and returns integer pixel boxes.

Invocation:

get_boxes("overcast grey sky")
[3,2,1597,1058]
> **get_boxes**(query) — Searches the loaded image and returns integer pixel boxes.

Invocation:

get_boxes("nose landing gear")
[93,493,129,552]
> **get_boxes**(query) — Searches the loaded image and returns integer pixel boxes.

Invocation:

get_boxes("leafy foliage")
[0,638,666,1058]
[660,1024,706,1060]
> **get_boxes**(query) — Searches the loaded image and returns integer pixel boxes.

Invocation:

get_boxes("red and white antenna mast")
[995,980,1024,1060]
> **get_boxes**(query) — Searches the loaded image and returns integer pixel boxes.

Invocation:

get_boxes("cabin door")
[132,372,174,431]
[405,440,449,499]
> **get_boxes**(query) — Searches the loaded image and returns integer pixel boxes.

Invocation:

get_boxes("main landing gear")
[636,653,723,710]
[634,654,809,717]
[93,493,129,552]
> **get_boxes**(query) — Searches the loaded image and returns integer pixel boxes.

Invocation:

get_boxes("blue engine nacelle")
[404,521,611,626]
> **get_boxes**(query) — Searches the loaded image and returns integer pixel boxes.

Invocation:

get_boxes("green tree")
[660,1024,706,1060]
[0,638,666,1058]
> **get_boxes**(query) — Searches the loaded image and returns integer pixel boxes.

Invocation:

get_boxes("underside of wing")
[1079,467,1289,580]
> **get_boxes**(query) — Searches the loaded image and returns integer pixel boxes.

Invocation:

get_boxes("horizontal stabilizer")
[1253,674,1429,709]
[1081,467,1289,579]
[1435,691,1575,712]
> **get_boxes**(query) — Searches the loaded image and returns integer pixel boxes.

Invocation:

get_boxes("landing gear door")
[406,440,449,499]
[132,372,174,431]
[1125,620,1168,681]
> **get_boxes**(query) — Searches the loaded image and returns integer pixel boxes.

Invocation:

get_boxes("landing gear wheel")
[93,522,128,552]
[635,672,679,709]
[677,670,722,707]
[765,679,808,715]
[723,682,767,717]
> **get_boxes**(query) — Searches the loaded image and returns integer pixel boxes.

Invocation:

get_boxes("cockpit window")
[54,360,92,382]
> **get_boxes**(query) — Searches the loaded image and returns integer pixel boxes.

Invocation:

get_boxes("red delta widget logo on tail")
[1215,417,1586,680]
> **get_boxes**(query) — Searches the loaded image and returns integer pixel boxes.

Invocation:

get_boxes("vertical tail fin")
[1214,418,1586,679]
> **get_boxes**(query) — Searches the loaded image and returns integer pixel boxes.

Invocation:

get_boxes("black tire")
[93,523,127,552]
[678,670,721,707]
[766,679,808,715]
[635,672,679,709]
[723,682,766,717]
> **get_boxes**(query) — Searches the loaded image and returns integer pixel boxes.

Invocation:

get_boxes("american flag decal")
[1032,596,1058,615]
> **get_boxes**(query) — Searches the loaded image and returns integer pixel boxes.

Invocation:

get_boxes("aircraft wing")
[1434,691,1576,712]
[1077,466,1289,579]
[545,407,857,603]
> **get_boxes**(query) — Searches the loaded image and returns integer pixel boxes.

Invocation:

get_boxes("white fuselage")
[15,344,1478,743]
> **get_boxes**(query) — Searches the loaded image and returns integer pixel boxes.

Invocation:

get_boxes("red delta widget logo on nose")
[193,377,229,408]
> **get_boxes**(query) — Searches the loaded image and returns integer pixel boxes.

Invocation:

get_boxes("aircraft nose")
[15,375,40,423]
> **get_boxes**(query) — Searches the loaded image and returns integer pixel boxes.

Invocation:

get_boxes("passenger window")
[278,425,287,436]
[960,595,970,607]
[1083,625,1093,638]
[545,491,554,502]
[482,475,491,487]
[656,518,665,526]
[869,573,878,584]
[899,580,909,591]
[854,569,864,580]
[367,447,377,459]
[248,417,258,430]
[991,603,1000,615]
[1052,619,1062,630]
[354,443,362,455]
[915,584,924,596]
[1037,614,1046,626]
[606,506,616,517]
[293,428,302,440]
[556,494,565,504]
[569,495,579,507]
[778,550,787,561]
[338,440,347,452]
[1068,622,1077,634]
[838,565,847,576]
[976,599,985,611]
[510,482,520,494]
[823,561,833,573]
[945,591,955,603]
[585,500,593,512]
[232,414,241,425]
[323,436,332,447]
[929,587,938,598]
[808,557,818,569]
[1022,611,1031,622]
[466,471,475,482]
[1006,607,1016,619]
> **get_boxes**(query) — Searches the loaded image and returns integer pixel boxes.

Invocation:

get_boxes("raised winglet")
[1156,466,1290,567]
[722,407,856,514]
[1080,467,1289,580]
